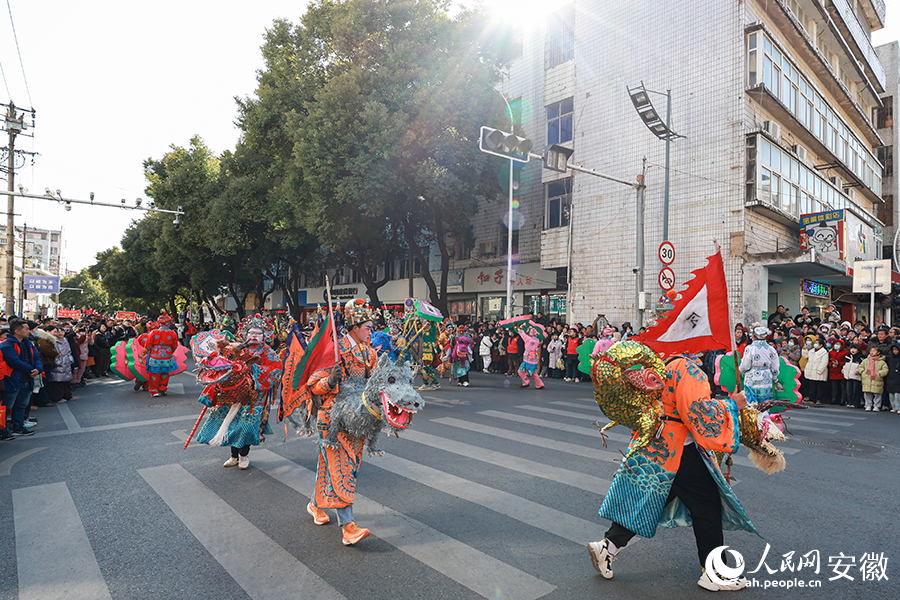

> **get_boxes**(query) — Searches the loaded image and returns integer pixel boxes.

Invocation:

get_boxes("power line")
[6,0,32,106]
[0,57,9,99]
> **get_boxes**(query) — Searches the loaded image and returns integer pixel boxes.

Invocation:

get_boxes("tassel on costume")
[210,402,242,446]
[748,448,786,474]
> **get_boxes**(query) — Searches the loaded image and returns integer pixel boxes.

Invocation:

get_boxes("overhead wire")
[6,0,32,106]
[0,57,9,99]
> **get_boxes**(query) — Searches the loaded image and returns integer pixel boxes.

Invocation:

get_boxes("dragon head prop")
[584,340,667,458]
[362,352,423,431]
[195,340,258,407]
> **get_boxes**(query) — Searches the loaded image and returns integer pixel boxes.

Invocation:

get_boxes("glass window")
[547,98,574,144]
[547,6,575,68]
[760,168,771,204]
[546,179,572,229]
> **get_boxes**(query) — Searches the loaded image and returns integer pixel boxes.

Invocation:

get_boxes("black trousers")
[605,443,723,566]
[230,445,250,457]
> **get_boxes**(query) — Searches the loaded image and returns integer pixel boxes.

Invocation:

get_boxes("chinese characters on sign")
[23,276,60,294]
[747,543,888,583]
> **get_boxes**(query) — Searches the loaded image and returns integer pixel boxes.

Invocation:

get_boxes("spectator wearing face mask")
[827,338,848,406]
[843,343,864,408]
[803,336,829,405]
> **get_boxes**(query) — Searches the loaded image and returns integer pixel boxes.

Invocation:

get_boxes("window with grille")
[547,6,574,68]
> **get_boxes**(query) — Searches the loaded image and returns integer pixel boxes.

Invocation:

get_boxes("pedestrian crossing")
[6,389,862,599]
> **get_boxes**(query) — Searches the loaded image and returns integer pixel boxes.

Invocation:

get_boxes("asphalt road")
[0,368,897,599]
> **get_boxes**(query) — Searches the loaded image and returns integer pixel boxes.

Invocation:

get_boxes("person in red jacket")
[564,328,582,381]
[141,314,180,397]
[827,337,848,405]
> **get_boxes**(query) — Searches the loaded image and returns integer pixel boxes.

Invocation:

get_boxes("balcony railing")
[830,0,885,90]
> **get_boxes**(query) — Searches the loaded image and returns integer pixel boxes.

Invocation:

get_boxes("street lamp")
[627,82,684,241]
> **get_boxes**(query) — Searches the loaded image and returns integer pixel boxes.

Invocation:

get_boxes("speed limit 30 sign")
[658,241,675,265]
[658,267,675,291]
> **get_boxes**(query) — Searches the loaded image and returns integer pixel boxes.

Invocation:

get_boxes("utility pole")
[19,223,26,316]
[2,102,36,316]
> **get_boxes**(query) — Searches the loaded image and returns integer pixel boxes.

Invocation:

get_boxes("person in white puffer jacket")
[803,336,829,405]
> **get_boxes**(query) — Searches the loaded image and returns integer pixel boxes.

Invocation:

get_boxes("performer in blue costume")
[588,353,756,592]
[196,314,282,470]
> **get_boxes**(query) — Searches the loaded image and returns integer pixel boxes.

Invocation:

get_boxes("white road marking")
[139,463,346,600]
[252,449,556,600]
[13,482,112,600]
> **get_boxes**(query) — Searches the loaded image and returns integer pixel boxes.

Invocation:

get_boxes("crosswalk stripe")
[431,416,616,461]
[432,416,762,470]
[784,414,855,426]
[478,409,802,455]
[13,482,112,600]
[400,429,609,493]
[139,464,346,600]
[34,414,198,439]
[479,409,634,444]
[251,449,556,600]
[56,402,82,432]
[374,452,605,540]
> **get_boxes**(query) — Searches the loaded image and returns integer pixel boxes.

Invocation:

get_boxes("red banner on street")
[116,311,137,321]
[58,309,83,319]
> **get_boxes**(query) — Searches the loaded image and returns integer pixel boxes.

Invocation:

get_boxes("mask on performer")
[246,328,264,345]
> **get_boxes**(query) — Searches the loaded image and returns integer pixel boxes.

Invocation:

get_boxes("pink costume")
[517,329,545,389]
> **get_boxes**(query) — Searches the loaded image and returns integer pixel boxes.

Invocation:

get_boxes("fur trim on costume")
[748,448,786,474]
[210,402,241,446]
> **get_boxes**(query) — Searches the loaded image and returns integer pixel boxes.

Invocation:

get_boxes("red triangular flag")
[633,249,733,355]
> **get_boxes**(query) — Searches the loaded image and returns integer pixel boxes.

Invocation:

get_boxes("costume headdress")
[750,322,770,339]
[237,313,274,343]
[344,298,380,327]
[157,313,174,328]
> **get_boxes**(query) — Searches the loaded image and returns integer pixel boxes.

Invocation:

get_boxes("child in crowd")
[858,346,888,412]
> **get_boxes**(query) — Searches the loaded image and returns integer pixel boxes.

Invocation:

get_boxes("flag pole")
[183,406,207,449]
[325,275,340,365]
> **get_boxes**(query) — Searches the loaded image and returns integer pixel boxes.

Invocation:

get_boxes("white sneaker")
[588,539,616,579]
[417,384,429,391]
[462,382,469,387]
[697,569,748,591]
[432,383,441,390]
[564,377,570,382]
[223,457,239,467]
[865,407,873,411]
[238,455,250,470]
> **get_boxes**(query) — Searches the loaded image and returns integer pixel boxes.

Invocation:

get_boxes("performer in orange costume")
[142,314,180,397]
[305,299,378,546]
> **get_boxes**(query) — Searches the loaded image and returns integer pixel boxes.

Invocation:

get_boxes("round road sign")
[658,267,675,291]
[658,241,675,265]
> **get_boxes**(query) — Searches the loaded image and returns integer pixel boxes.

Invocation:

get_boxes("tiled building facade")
[462,0,890,327]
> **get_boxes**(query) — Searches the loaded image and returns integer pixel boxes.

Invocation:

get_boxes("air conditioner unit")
[478,242,496,256]
[763,120,782,140]
[829,176,843,188]
[792,145,807,161]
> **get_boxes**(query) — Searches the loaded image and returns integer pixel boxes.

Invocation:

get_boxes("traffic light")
[479,126,533,163]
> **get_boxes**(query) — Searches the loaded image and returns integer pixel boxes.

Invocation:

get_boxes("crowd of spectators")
[741,304,900,412]
[432,313,636,384]
[0,313,148,441]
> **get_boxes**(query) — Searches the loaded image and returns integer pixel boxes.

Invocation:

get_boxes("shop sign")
[488,298,503,312]
[321,287,359,302]
[800,210,844,264]
[449,300,476,315]
[802,279,830,298]
[463,263,555,293]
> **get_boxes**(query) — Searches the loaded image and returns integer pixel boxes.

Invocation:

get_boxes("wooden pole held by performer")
[184,406,207,449]
[325,275,340,365]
